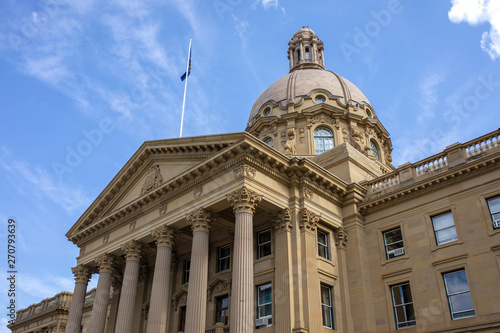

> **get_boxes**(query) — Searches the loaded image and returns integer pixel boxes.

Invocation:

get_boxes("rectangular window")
[431,211,458,245]
[443,270,475,319]
[215,295,229,325]
[257,229,272,259]
[390,283,416,329]
[317,229,330,260]
[182,259,190,284]
[384,227,405,259]
[179,306,187,331]
[217,244,231,272]
[487,196,500,229]
[257,283,272,323]
[320,284,334,329]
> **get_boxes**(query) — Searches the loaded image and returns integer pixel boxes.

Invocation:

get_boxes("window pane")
[444,270,469,294]
[488,196,500,213]
[387,242,404,251]
[449,293,474,314]
[259,285,272,304]
[384,228,402,244]
[432,212,454,230]
[322,306,333,328]
[259,230,271,243]
[436,227,458,244]
[259,304,272,317]
[220,245,230,257]
[321,286,331,304]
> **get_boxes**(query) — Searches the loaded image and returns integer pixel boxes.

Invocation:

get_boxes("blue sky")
[0,0,499,329]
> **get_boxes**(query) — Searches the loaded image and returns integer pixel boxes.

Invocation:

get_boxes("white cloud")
[261,0,279,9]
[448,0,500,59]
[418,73,446,122]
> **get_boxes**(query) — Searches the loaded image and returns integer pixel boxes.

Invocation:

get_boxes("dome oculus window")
[314,127,334,154]
[263,107,271,116]
[371,140,380,160]
[315,95,326,104]
[264,137,273,147]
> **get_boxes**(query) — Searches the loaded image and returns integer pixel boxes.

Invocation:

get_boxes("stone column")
[88,254,115,333]
[146,225,175,333]
[336,227,354,332]
[184,208,213,333]
[227,187,262,333]
[65,265,91,333]
[114,240,143,333]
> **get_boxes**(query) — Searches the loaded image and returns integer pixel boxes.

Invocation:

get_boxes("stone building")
[9,27,500,333]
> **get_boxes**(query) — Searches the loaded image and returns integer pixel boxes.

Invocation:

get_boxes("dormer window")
[305,48,310,60]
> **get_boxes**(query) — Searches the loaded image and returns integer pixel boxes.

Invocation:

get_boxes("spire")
[287,27,325,73]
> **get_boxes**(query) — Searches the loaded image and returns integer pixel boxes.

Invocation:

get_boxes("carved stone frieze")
[227,186,262,214]
[103,233,109,244]
[129,220,136,231]
[234,165,257,179]
[95,253,115,273]
[208,278,232,300]
[71,265,91,283]
[299,127,305,143]
[186,207,214,233]
[311,113,336,125]
[304,188,314,199]
[260,125,278,138]
[335,227,348,248]
[299,208,320,231]
[121,240,143,261]
[159,203,168,216]
[193,186,203,198]
[273,208,293,232]
[141,164,163,194]
[151,225,175,248]
[172,288,188,311]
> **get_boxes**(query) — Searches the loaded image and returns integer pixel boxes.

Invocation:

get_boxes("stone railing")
[15,291,73,322]
[364,129,500,197]
[205,323,229,333]
[84,288,97,306]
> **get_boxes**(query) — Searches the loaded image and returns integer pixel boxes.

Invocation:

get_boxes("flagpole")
[180,39,192,138]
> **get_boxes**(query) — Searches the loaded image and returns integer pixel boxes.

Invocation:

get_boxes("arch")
[264,137,273,147]
[305,47,310,60]
[370,140,380,160]
[314,127,334,155]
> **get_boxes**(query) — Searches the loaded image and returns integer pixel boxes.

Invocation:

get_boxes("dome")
[247,69,373,127]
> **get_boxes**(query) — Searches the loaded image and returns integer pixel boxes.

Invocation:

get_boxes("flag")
[180,48,192,81]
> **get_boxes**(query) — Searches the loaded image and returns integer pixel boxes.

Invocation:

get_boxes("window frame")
[320,284,334,329]
[257,229,272,259]
[487,195,500,229]
[314,126,335,155]
[256,283,273,322]
[217,244,231,272]
[317,228,330,260]
[263,137,273,147]
[182,259,190,284]
[443,269,475,320]
[383,227,405,260]
[431,211,458,245]
[178,306,187,331]
[370,139,380,160]
[215,295,229,325]
[390,282,417,329]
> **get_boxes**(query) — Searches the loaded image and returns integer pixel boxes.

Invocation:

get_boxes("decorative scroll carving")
[95,253,115,273]
[234,165,256,179]
[304,188,313,199]
[299,127,305,143]
[351,128,364,152]
[172,288,188,311]
[227,186,262,214]
[335,227,348,248]
[342,128,348,143]
[186,207,214,233]
[72,265,91,283]
[260,125,277,138]
[311,113,336,125]
[193,186,203,198]
[151,225,175,248]
[273,208,293,232]
[129,220,136,231]
[284,128,296,154]
[299,208,320,231]
[103,233,110,244]
[208,278,232,300]
[121,240,143,261]
[159,203,168,216]
[141,165,163,194]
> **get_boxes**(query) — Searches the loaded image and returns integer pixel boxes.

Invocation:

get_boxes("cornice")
[10,306,70,327]
[359,155,500,214]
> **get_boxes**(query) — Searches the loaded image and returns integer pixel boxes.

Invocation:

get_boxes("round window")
[263,107,271,116]
[366,109,373,117]
[315,96,326,103]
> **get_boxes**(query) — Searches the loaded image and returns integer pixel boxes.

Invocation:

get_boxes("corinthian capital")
[95,253,115,273]
[121,240,143,261]
[151,225,175,248]
[273,208,293,233]
[71,265,91,283]
[227,186,262,214]
[299,208,320,231]
[186,207,214,233]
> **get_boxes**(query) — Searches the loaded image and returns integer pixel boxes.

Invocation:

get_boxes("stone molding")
[208,277,232,300]
[234,165,257,179]
[273,208,293,232]
[335,227,348,248]
[71,265,91,283]
[151,224,175,248]
[227,186,262,214]
[299,208,320,231]
[95,253,115,273]
[121,240,143,261]
[186,207,214,233]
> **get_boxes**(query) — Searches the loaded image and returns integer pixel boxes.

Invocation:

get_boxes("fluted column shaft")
[88,254,115,333]
[114,240,142,333]
[184,208,213,333]
[227,186,262,333]
[65,265,91,333]
[146,226,175,333]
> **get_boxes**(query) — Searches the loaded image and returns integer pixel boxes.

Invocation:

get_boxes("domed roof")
[248,69,373,127]
[293,26,316,37]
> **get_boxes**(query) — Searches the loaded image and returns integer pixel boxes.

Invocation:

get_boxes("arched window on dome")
[314,127,334,155]
[264,137,273,147]
[370,140,380,160]
[297,49,301,62]
[305,48,310,60]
